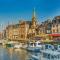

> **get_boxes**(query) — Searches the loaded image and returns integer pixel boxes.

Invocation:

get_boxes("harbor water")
[0,46,60,60]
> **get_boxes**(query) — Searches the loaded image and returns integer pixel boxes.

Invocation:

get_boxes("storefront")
[48,33,60,40]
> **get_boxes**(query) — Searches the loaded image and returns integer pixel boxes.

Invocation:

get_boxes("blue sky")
[0,0,60,31]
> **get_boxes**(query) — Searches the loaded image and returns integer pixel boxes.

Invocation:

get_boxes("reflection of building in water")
[8,48,14,59]
[14,49,28,60]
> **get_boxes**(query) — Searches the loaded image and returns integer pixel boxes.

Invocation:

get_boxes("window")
[34,43,36,46]
[30,43,33,46]
[21,35,23,38]
[47,30,50,33]
[58,45,60,48]
[38,43,41,45]
[49,45,52,49]
[53,25,55,27]
[45,45,48,49]
[53,29,55,33]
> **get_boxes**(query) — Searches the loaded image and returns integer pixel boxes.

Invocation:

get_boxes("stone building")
[39,19,52,34]
[45,19,52,34]
[5,24,20,40]
[0,32,3,39]
[52,16,60,33]
[27,8,38,39]
[4,8,38,42]
[19,21,30,40]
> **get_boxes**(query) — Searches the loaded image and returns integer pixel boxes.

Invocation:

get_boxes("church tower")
[31,8,37,29]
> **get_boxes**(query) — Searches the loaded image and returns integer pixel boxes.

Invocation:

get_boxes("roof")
[6,24,20,29]
[54,16,60,20]
[26,21,32,28]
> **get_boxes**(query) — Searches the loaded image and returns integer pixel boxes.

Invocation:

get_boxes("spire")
[33,8,35,18]
[32,8,36,21]
[31,8,36,29]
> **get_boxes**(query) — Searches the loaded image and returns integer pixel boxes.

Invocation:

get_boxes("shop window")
[53,30,55,33]
[53,25,55,27]
[21,35,23,38]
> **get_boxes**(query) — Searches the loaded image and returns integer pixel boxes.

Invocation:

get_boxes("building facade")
[39,19,52,34]
[4,9,38,42]
[5,24,20,40]
[19,21,29,40]
[52,16,60,33]
[5,9,60,42]
[0,32,3,40]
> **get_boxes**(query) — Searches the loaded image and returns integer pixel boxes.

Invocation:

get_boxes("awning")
[49,34,60,36]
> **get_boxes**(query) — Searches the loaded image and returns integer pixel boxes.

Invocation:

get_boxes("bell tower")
[31,8,36,29]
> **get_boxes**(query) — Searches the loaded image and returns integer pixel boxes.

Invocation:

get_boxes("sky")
[0,0,60,31]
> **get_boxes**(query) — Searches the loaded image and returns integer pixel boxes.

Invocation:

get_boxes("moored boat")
[26,41,42,52]
[14,43,22,49]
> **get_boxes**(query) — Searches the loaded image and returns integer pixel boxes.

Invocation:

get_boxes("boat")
[53,44,60,51]
[5,41,18,48]
[14,43,22,49]
[21,44,27,49]
[6,41,15,48]
[40,43,60,60]
[43,44,54,50]
[26,41,42,52]
[30,54,40,60]
[57,45,60,51]
[41,49,60,60]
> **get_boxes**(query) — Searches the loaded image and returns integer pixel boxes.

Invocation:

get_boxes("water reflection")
[0,46,41,60]
[7,48,28,60]
[27,51,41,60]
[0,46,60,60]
[0,46,29,60]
